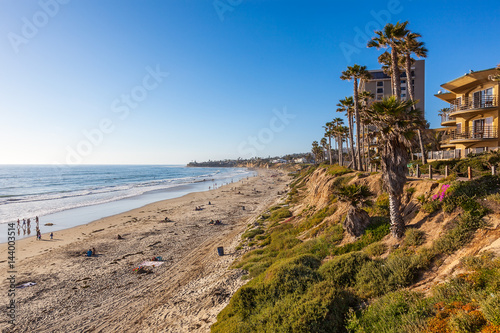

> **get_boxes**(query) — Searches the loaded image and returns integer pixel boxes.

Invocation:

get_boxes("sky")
[0,0,498,165]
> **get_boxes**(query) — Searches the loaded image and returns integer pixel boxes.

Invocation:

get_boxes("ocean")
[0,165,252,241]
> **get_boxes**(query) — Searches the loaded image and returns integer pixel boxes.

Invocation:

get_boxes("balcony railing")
[449,95,498,113]
[428,150,461,160]
[440,112,455,124]
[450,126,498,140]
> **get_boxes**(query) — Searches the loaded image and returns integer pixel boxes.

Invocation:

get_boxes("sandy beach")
[0,168,289,332]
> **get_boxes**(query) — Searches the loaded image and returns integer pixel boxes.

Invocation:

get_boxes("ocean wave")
[0,167,251,223]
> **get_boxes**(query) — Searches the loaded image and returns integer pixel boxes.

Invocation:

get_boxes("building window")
[377,88,383,93]
[401,87,406,91]
[401,94,406,98]
[412,80,415,85]
[377,95,383,100]
[401,80,406,84]
[377,81,383,86]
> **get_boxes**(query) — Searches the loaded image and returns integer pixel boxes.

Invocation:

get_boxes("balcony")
[440,112,456,126]
[449,126,498,142]
[449,95,498,115]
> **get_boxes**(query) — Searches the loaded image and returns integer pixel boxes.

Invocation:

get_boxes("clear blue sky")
[0,0,498,165]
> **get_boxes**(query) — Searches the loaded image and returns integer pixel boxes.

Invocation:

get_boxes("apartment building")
[436,67,499,158]
[359,59,425,116]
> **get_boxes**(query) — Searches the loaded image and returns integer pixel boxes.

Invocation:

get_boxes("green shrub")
[269,208,292,221]
[416,194,426,205]
[299,205,337,232]
[404,229,426,247]
[251,281,356,333]
[319,251,369,287]
[374,193,390,216]
[331,217,390,256]
[480,295,500,326]
[448,309,486,333]
[242,228,264,239]
[363,242,387,257]
[422,200,440,214]
[405,187,416,195]
[485,192,500,204]
[325,164,353,176]
[355,253,420,298]
[347,290,431,333]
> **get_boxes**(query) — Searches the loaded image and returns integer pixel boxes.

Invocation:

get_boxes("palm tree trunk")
[349,114,357,170]
[328,135,332,165]
[362,123,366,170]
[391,45,401,99]
[354,79,362,171]
[338,135,343,166]
[405,55,427,164]
[388,192,405,238]
[366,133,371,168]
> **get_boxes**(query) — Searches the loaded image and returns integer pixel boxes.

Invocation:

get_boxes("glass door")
[473,119,485,138]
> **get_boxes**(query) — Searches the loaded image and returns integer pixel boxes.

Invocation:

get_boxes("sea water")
[0,165,252,242]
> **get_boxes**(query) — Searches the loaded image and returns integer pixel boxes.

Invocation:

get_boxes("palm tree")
[311,141,324,164]
[337,96,355,169]
[364,96,424,238]
[358,90,374,170]
[320,137,328,162]
[367,21,409,99]
[398,29,428,164]
[491,64,500,81]
[323,121,334,165]
[341,65,372,171]
[335,184,373,237]
[332,118,345,165]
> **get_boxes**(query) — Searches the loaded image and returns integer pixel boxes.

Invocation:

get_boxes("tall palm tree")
[320,137,328,162]
[341,65,372,171]
[365,96,424,238]
[367,21,409,99]
[358,91,374,170]
[398,29,428,164]
[311,141,323,164]
[332,118,344,165]
[323,121,334,165]
[337,96,355,169]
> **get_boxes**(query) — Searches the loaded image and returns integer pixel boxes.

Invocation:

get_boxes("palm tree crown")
[367,21,409,99]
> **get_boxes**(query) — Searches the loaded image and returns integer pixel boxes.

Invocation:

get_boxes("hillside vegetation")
[212,155,500,333]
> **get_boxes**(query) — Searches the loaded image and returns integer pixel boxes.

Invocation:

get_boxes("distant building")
[294,158,307,163]
[435,67,499,158]
[271,159,287,164]
[359,59,425,117]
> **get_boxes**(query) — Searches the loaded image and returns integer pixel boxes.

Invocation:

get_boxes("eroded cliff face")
[290,166,500,291]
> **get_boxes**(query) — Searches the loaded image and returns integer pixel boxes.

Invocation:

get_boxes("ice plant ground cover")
[432,184,450,202]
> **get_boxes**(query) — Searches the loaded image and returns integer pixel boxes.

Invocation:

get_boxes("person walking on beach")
[17,219,20,227]
[50,232,53,240]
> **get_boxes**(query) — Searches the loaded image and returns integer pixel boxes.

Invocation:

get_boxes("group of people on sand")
[208,219,222,225]
[15,216,54,240]
[194,206,203,211]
